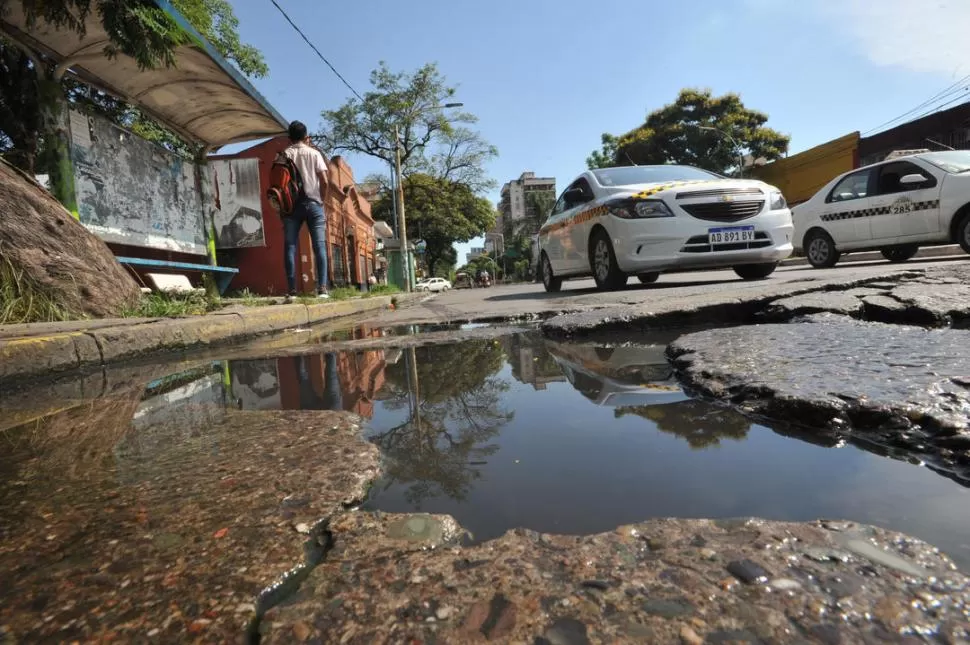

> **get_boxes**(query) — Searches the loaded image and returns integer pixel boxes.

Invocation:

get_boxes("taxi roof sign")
[884,149,931,161]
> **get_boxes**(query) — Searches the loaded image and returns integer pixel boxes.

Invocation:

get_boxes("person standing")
[282,120,330,300]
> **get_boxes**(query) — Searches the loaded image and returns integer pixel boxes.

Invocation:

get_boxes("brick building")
[213,136,378,295]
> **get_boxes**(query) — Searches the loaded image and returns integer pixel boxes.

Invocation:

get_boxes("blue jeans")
[284,198,328,293]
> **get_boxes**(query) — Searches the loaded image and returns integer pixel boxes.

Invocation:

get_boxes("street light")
[394,102,464,291]
[698,125,744,178]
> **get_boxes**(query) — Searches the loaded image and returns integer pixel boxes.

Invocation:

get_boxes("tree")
[373,342,512,506]
[316,62,496,186]
[371,173,496,277]
[524,190,555,234]
[0,0,268,173]
[586,89,789,174]
[586,133,620,170]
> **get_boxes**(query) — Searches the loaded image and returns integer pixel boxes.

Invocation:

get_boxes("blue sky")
[227,0,968,262]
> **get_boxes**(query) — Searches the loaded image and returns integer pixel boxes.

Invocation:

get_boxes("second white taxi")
[537,165,794,292]
[793,150,970,268]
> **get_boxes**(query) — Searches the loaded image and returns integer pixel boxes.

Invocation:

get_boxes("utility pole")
[394,124,410,292]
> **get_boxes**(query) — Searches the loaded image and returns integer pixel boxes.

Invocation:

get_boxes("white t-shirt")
[284,142,328,203]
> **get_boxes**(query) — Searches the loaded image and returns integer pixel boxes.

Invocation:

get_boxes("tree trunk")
[36,74,77,218]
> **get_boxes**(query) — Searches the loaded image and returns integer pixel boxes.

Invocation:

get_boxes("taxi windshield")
[593,165,721,186]
[920,151,970,174]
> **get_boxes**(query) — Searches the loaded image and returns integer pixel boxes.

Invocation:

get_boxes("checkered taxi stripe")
[630,180,718,200]
[820,200,940,222]
[540,205,608,234]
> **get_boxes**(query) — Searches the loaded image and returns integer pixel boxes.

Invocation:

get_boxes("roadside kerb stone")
[0,296,411,386]
[0,332,100,382]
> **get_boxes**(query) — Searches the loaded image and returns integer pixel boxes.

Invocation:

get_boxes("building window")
[331,243,346,285]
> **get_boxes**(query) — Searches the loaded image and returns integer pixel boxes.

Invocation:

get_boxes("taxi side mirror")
[900,173,929,186]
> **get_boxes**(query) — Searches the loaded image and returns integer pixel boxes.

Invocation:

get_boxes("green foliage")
[586,133,620,170]
[0,0,267,169]
[0,249,70,324]
[588,89,789,174]
[317,61,497,192]
[12,0,192,69]
[123,289,215,318]
[374,342,512,505]
[372,174,496,276]
[171,0,268,78]
[524,190,555,232]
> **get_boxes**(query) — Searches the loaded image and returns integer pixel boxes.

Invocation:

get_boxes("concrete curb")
[0,294,423,385]
[781,244,965,267]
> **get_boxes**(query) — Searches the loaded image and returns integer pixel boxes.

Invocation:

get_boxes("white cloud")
[820,0,970,77]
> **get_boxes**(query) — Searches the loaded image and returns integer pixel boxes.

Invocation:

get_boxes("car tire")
[637,272,660,284]
[956,213,970,255]
[804,229,840,269]
[590,229,628,291]
[733,262,778,280]
[880,245,918,263]
[541,252,562,293]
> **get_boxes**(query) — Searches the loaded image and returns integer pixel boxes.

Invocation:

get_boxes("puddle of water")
[4,327,970,638]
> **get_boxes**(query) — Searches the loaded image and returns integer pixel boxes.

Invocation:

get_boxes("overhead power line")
[268,0,365,102]
[863,73,970,136]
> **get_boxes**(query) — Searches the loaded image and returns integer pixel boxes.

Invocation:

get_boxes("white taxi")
[537,165,794,292]
[793,150,970,268]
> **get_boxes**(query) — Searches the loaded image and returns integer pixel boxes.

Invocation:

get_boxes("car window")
[826,169,872,203]
[551,193,568,216]
[873,161,937,195]
[574,178,594,200]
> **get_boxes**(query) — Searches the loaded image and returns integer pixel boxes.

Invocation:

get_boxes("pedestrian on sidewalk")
[282,120,330,300]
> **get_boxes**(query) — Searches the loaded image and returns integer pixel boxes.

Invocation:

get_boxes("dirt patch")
[0,158,139,320]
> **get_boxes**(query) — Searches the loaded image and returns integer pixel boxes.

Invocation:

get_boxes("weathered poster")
[210,158,265,248]
[68,109,207,255]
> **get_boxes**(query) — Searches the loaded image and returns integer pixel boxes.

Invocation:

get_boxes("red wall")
[212,138,377,296]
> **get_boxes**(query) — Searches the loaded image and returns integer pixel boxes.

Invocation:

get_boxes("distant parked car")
[417,277,451,292]
[793,150,970,268]
[537,165,793,292]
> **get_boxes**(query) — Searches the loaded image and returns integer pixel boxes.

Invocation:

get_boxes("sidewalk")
[0,294,425,384]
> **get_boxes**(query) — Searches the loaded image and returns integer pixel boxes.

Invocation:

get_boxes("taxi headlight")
[609,199,674,219]
[769,191,787,210]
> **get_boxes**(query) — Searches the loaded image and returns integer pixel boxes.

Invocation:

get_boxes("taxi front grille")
[680,200,764,222]
[680,232,771,253]
[676,187,763,199]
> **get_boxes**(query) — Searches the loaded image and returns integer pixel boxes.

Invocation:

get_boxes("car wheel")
[804,229,840,269]
[637,272,660,284]
[733,262,778,280]
[957,214,970,255]
[541,253,562,293]
[590,229,628,291]
[880,245,918,263]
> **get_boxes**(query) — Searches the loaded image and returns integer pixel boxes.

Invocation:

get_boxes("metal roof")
[0,0,288,150]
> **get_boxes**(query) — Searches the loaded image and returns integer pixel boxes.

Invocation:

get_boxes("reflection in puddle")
[3,329,970,639]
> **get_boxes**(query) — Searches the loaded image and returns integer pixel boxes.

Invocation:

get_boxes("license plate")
[708,226,755,245]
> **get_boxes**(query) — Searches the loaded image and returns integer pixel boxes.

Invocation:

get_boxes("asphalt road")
[367,255,970,325]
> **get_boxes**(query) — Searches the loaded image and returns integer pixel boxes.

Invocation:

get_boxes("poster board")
[68,110,207,255]
[210,158,265,248]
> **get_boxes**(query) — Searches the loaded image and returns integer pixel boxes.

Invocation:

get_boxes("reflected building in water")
[228,330,389,418]
[501,334,565,390]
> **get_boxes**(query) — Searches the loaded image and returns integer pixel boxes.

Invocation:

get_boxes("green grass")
[122,290,217,318]
[0,252,72,325]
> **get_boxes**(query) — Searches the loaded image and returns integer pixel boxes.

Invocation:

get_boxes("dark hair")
[288,120,308,142]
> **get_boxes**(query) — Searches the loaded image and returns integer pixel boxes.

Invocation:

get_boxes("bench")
[116,256,239,295]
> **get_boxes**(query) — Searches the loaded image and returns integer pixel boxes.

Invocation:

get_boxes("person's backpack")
[267,152,305,216]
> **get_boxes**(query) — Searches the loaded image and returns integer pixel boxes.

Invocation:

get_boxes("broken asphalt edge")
[0,294,427,386]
